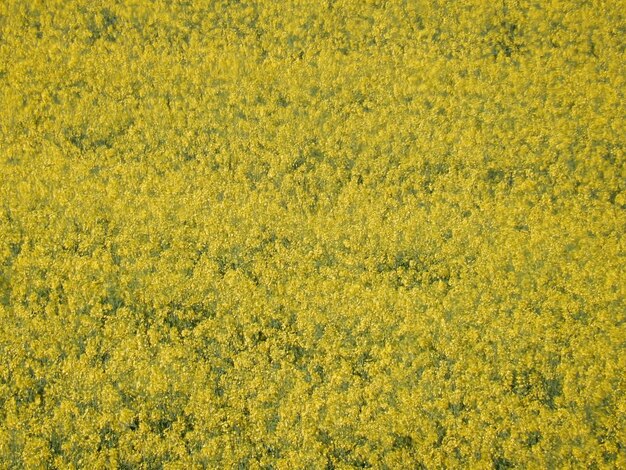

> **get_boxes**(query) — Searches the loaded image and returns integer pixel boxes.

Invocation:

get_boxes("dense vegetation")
[1,0,624,468]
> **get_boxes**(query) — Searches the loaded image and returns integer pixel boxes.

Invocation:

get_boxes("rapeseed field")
[0,0,624,468]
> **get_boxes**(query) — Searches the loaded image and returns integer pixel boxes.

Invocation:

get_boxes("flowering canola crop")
[0,0,625,468]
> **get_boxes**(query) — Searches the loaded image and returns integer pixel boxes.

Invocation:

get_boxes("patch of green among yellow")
[0,0,625,468]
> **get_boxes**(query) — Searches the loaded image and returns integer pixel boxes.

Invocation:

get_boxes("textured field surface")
[0,1,625,468]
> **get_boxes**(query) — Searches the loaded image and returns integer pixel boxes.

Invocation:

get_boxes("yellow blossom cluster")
[0,0,624,468]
